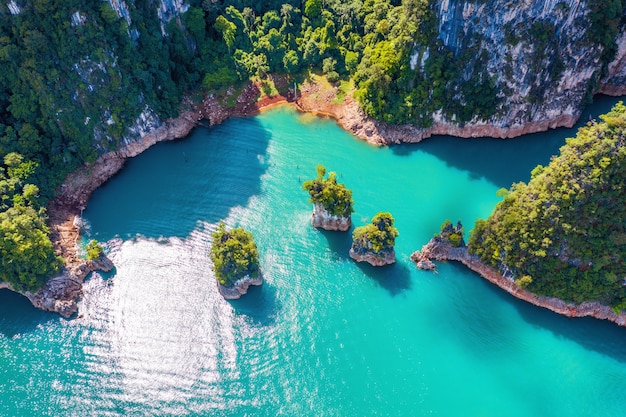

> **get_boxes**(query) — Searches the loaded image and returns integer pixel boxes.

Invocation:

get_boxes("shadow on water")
[320,228,353,260]
[393,132,565,188]
[356,261,412,296]
[392,95,626,188]
[451,263,626,363]
[0,289,56,337]
[320,228,411,295]
[84,117,272,240]
[229,283,281,327]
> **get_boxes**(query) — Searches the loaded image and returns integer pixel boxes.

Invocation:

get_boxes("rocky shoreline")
[217,273,264,300]
[411,237,626,327]
[349,249,396,266]
[9,72,624,317]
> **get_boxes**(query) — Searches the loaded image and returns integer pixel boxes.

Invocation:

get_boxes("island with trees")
[210,223,263,299]
[302,165,354,231]
[350,212,398,266]
[413,103,626,326]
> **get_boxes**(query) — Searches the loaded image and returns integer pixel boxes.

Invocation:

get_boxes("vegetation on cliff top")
[468,102,626,309]
[210,223,260,287]
[439,220,464,248]
[302,164,354,217]
[0,153,62,291]
[351,212,398,258]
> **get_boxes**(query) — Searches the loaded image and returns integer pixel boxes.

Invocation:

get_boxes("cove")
[2,96,626,416]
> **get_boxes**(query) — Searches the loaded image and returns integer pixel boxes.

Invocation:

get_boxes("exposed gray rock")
[217,273,264,300]
[349,248,396,266]
[311,204,351,231]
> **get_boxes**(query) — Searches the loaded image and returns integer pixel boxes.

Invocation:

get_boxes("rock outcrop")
[412,237,626,327]
[311,204,351,231]
[349,248,396,266]
[1,255,114,318]
[600,31,626,96]
[217,273,264,300]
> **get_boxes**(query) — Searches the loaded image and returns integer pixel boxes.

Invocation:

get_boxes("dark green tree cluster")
[210,223,260,287]
[351,212,398,257]
[438,219,464,247]
[302,164,354,217]
[0,153,62,291]
[468,102,626,308]
[85,239,104,261]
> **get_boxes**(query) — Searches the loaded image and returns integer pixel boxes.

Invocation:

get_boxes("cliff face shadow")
[511,291,626,364]
[84,117,271,240]
[392,132,564,188]
[0,289,56,336]
[456,263,626,363]
[391,96,624,188]
[229,284,280,327]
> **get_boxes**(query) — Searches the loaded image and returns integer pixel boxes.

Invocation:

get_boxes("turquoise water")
[2,97,626,416]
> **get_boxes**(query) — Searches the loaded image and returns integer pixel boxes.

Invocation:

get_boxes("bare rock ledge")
[217,273,264,300]
[412,237,626,327]
[311,204,351,231]
[349,248,396,266]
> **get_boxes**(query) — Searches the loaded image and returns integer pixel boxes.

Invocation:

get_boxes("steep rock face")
[349,248,396,266]
[217,273,264,300]
[311,204,351,231]
[431,0,616,130]
[601,31,626,95]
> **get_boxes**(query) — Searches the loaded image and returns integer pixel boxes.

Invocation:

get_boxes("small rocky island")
[411,220,464,271]
[210,223,263,299]
[350,212,398,266]
[302,164,353,231]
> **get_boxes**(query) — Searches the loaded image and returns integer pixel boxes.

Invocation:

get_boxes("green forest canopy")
[302,164,354,217]
[352,212,398,257]
[468,102,626,309]
[210,223,260,287]
[0,153,62,291]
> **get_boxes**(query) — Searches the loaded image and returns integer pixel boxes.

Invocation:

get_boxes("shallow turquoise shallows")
[2,97,626,417]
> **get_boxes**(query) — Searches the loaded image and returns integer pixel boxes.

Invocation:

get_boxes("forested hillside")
[468,103,626,309]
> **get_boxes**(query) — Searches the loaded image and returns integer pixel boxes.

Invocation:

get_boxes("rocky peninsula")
[412,237,626,327]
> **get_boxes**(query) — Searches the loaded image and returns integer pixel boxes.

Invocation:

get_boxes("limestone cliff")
[311,204,352,232]
[423,0,625,136]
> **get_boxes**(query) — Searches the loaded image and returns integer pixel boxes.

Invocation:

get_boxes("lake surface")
[2,96,626,416]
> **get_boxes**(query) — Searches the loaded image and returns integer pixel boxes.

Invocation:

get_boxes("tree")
[85,239,104,260]
[468,102,626,306]
[302,164,354,217]
[351,212,399,257]
[304,0,323,19]
[214,15,236,53]
[210,223,260,287]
